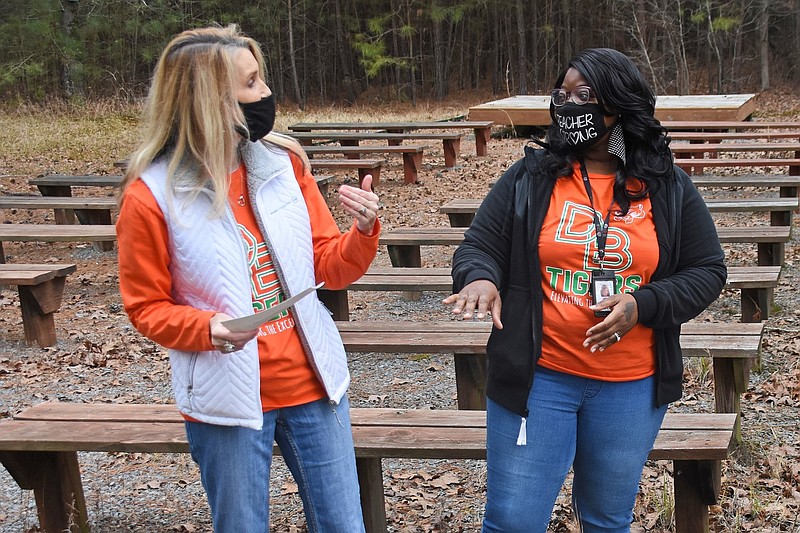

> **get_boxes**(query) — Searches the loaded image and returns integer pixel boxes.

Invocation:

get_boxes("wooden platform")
[468,94,756,127]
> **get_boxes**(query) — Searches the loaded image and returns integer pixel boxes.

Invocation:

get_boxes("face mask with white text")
[555,103,610,151]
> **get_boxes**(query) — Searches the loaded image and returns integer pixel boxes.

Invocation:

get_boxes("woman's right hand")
[209,313,260,353]
[442,279,503,329]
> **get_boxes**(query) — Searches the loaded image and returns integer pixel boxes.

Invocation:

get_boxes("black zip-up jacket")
[451,146,727,418]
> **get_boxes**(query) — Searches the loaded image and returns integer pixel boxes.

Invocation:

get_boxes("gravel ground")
[2,105,800,531]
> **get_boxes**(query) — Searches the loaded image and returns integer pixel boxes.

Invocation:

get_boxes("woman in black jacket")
[444,48,726,532]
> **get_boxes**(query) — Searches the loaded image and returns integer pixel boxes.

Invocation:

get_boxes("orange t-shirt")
[226,164,326,409]
[117,154,380,411]
[537,164,658,380]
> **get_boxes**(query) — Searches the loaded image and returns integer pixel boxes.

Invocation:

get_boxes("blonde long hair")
[121,25,310,214]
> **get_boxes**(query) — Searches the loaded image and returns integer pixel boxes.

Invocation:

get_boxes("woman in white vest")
[117,25,380,532]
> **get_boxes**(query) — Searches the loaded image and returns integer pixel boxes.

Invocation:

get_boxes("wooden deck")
[468,94,756,126]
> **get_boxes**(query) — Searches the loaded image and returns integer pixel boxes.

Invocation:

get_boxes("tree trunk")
[515,0,527,94]
[758,0,770,90]
[334,0,358,103]
[286,0,304,109]
[60,0,84,99]
[406,0,416,106]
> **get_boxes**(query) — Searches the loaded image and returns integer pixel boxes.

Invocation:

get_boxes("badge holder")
[590,269,616,317]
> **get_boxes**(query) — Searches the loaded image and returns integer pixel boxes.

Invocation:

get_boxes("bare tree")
[286,0,304,108]
[758,0,770,89]
[516,0,527,94]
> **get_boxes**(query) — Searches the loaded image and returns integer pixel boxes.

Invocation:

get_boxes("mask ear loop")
[607,121,626,165]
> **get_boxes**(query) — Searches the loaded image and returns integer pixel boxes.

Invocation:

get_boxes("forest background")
[1,0,799,108]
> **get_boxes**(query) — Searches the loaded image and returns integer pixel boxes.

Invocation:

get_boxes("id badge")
[590,269,616,317]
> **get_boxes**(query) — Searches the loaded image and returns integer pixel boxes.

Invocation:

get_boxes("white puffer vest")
[140,140,349,430]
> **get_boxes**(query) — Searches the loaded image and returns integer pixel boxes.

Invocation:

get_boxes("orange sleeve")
[291,154,380,290]
[116,180,216,352]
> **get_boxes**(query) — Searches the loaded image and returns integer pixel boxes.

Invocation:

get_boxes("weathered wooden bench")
[0,195,117,227]
[309,158,384,186]
[27,173,335,211]
[28,175,122,225]
[689,174,800,199]
[319,265,779,323]
[675,157,800,176]
[0,401,735,533]
[336,320,761,441]
[668,131,800,142]
[0,224,118,262]
[378,225,791,268]
[439,196,800,228]
[303,145,427,184]
[0,264,77,347]
[289,120,493,156]
[663,120,800,131]
[286,131,464,168]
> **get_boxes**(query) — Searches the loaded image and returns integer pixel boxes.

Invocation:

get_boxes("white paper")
[221,282,324,332]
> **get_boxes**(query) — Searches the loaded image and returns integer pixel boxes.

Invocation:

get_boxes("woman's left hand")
[584,292,639,352]
[339,174,379,234]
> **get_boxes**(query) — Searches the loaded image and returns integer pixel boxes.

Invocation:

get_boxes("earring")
[607,122,626,165]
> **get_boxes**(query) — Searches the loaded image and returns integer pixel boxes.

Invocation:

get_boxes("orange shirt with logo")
[537,163,659,380]
[118,154,379,410]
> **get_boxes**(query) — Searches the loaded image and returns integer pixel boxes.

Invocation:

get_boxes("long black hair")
[539,48,673,215]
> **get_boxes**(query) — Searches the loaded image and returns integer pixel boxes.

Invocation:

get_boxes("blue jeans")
[482,366,667,533]
[185,396,365,533]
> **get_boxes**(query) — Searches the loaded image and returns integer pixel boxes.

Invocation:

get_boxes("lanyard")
[578,159,617,268]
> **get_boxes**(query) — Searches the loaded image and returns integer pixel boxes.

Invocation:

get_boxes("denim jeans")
[185,396,365,533]
[482,366,667,533]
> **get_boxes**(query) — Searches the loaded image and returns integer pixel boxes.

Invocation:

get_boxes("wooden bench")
[29,175,122,225]
[0,195,117,226]
[690,174,800,199]
[286,132,464,168]
[675,157,800,177]
[303,145,427,184]
[0,264,76,347]
[309,158,384,186]
[439,197,800,228]
[0,402,734,533]
[0,224,118,262]
[668,131,800,143]
[379,225,791,268]
[336,320,761,440]
[289,120,493,156]
[663,120,800,131]
[28,174,335,212]
[319,265,779,323]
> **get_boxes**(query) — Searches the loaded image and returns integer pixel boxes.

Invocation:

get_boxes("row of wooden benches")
[0,401,735,533]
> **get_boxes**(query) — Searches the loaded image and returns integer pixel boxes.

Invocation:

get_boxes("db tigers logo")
[555,201,633,271]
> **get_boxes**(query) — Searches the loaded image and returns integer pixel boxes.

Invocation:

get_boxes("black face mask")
[555,102,610,151]
[239,94,276,142]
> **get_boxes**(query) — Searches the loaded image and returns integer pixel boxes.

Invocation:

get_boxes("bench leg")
[673,459,721,533]
[443,139,461,168]
[454,353,487,410]
[387,245,422,268]
[0,450,89,533]
[402,152,421,184]
[38,185,77,225]
[474,127,490,156]
[19,276,68,347]
[77,209,116,250]
[757,242,783,267]
[318,289,350,321]
[770,210,792,227]
[356,457,388,533]
[713,359,747,444]
[740,287,769,323]
[447,213,474,228]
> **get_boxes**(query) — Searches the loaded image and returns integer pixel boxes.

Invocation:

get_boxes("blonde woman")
[117,25,378,532]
